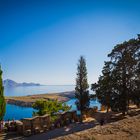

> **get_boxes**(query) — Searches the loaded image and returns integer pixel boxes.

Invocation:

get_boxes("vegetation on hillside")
[75,56,90,117]
[0,65,6,120]
[92,35,140,114]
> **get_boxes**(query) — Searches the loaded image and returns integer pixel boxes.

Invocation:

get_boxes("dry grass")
[6,93,68,102]
[5,91,75,107]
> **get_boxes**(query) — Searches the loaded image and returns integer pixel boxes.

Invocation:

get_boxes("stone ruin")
[16,107,98,136]
[17,114,50,136]
[54,110,78,128]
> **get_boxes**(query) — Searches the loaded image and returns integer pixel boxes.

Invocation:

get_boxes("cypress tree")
[75,56,90,117]
[0,65,6,120]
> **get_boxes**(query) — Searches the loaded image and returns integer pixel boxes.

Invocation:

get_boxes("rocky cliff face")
[6,99,34,107]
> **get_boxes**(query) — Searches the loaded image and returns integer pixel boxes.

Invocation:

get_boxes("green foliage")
[92,35,140,114]
[75,56,90,114]
[91,61,113,112]
[32,100,71,116]
[50,115,59,123]
[0,65,6,120]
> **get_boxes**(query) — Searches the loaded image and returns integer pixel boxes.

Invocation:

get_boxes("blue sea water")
[4,104,37,120]
[4,85,100,120]
[4,85,75,96]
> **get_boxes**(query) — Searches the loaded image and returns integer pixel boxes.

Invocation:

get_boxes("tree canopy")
[92,36,140,114]
[32,100,71,116]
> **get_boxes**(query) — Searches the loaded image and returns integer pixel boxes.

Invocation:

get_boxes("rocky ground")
[1,107,140,140]
[54,108,140,140]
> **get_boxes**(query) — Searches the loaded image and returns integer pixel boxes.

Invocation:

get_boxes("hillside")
[3,79,41,87]
[6,91,75,107]
[1,107,140,140]
[54,108,140,140]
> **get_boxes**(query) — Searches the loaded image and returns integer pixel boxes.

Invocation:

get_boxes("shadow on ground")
[1,108,140,140]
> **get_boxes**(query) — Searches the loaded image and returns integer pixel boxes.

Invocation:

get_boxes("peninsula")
[6,91,75,107]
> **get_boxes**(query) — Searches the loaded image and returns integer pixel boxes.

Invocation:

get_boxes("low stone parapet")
[21,114,50,136]
[16,110,83,136]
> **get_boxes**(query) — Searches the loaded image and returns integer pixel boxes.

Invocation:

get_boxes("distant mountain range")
[3,79,41,87]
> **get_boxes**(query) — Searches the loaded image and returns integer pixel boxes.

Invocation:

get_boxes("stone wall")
[16,107,98,136]
[20,114,50,135]
[53,111,78,128]
[18,111,79,136]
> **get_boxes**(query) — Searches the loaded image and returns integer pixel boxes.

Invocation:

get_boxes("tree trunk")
[80,110,83,122]
[106,106,109,113]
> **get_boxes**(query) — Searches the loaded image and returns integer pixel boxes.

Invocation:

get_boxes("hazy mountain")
[3,79,41,87]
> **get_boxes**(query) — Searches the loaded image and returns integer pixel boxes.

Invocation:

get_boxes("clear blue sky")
[0,0,140,85]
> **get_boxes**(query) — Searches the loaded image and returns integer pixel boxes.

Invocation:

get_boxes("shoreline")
[6,91,75,107]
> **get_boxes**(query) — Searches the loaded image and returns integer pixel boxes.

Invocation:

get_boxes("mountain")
[3,79,41,87]
[3,79,18,87]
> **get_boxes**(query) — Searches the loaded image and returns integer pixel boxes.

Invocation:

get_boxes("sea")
[4,85,100,120]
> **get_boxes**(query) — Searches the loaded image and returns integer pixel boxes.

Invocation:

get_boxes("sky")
[0,0,140,85]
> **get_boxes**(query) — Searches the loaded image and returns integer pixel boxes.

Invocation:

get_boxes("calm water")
[4,104,37,120]
[4,85,100,120]
[5,85,75,96]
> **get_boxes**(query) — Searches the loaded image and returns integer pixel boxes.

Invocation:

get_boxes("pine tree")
[92,35,140,115]
[108,38,139,114]
[0,65,6,120]
[91,61,113,113]
[75,56,90,117]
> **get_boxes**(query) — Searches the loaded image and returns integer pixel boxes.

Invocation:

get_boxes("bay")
[4,104,37,120]
[4,85,100,120]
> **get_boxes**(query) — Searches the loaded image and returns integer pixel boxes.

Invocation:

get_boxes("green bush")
[32,100,71,116]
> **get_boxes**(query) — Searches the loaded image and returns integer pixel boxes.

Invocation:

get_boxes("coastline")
[5,91,75,107]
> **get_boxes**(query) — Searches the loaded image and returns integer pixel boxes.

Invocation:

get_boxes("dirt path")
[24,120,97,140]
